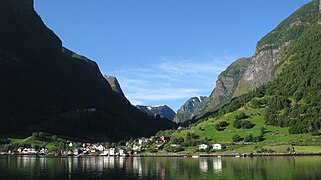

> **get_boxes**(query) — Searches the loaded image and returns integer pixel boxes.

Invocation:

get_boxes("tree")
[251,99,262,108]
[244,134,254,142]
[32,132,39,139]
[241,120,254,129]
[260,127,266,135]
[39,132,45,139]
[233,119,242,129]
[232,134,242,142]
[51,135,58,141]
[215,124,223,131]
[254,135,264,142]
[219,121,229,127]
[238,112,247,119]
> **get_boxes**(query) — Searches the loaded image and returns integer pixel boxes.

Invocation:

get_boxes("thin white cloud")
[112,55,235,109]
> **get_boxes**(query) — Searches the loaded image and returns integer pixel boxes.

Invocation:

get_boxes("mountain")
[136,105,176,121]
[174,96,208,124]
[194,0,320,120]
[0,0,175,141]
[156,0,321,152]
[196,58,250,119]
[104,75,125,97]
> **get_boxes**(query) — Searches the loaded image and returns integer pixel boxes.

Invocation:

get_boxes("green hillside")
[166,103,321,153]
[158,1,321,153]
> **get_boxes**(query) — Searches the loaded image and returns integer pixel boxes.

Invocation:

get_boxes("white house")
[73,149,81,156]
[40,148,48,155]
[138,138,148,145]
[68,142,73,147]
[110,148,116,156]
[133,145,141,151]
[90,147,96,153]
[198,144,208,150]
[100,148,109,156]
[212,144,226,150]
[97,145,104,152]
[119,149,127,156]
[22,148,37,154]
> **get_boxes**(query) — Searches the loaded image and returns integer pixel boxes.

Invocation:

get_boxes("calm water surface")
[0,155,320,179]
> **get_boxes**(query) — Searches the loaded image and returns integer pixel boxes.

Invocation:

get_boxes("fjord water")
[0,156,320,180]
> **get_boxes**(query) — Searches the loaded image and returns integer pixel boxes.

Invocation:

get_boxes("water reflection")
[0,156,321,179]
[213,158,222,173]
[199,158,208,173]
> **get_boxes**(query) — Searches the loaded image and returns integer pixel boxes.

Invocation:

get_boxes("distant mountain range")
[0,0,175,141]
[136,105,176,121]
[174,96,208,124]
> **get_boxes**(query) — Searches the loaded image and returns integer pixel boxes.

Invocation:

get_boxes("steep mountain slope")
[136,105,176,121]
[194,0,320,119]
[104,75,126,98]
[0,0,175,141]
[160,1,321,149]
[196,58,250,118]
[174,96,208,124]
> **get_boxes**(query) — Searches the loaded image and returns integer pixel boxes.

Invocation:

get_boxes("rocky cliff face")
[194,0,319,119]
[104,76,125,97]
[174,96,208,123]
[198,58,250,116]
[136,105,176,121]
[233,46,286,97]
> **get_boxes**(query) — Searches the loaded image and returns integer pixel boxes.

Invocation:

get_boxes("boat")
[192,155,199,158]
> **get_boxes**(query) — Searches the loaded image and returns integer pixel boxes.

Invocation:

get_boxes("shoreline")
[1,152,321,158]
[136,152,321,157]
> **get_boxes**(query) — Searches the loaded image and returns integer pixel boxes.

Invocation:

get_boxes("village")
[1,135,226,157]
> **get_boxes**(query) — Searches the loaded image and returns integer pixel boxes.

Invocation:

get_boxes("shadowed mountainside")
[0,0,175,141]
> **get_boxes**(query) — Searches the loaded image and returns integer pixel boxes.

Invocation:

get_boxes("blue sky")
[34,0,311,111]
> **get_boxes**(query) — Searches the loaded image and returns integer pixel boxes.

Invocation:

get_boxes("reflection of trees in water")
[1,156,321,179]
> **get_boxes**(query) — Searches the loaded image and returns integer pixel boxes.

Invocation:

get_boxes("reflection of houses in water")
[213,158,222,173]
[108,157,116,169]
[72,157,79,171]
[133,157,143,177]
[97,157,104,172]
[119,157,125,169]
[39,157,47,169]
[21,156,36,168]
[68,157,72,174]
[199,158,208,173]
